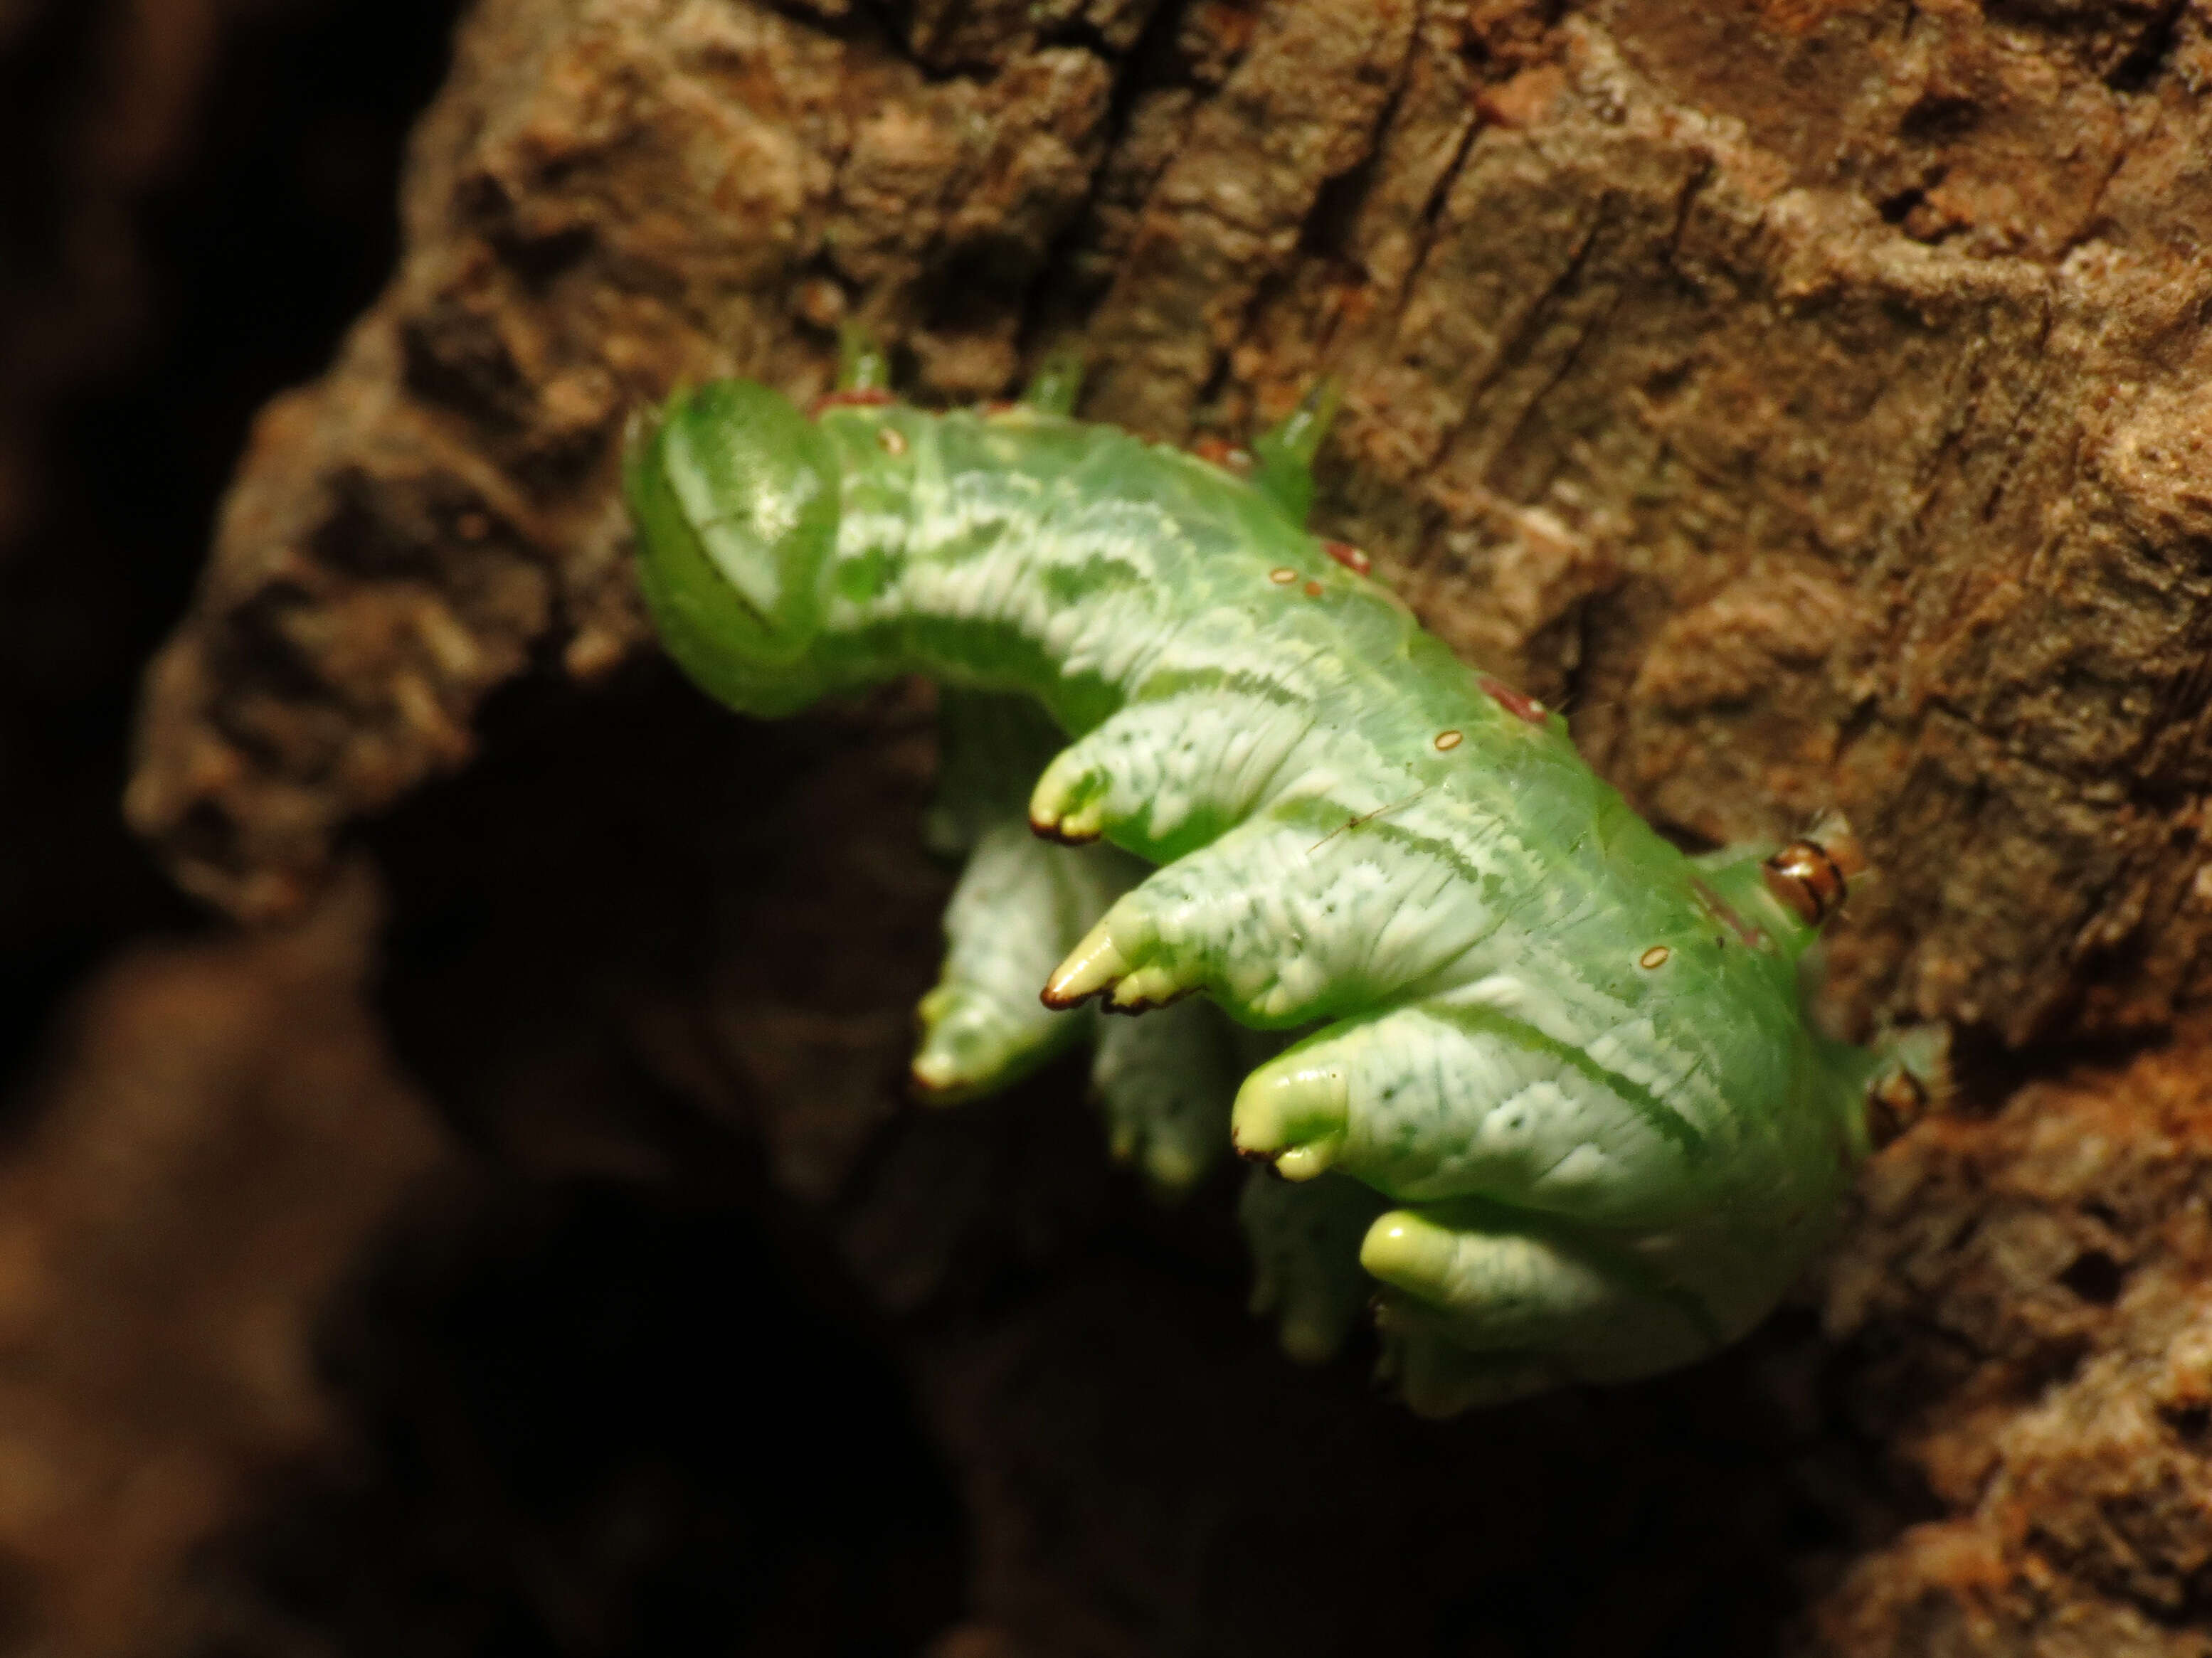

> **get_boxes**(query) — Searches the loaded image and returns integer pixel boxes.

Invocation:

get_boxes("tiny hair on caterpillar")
[623,329,1939,1416]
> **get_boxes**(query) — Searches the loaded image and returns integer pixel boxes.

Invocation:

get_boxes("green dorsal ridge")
[836,321,891,393]
[1022,346,1086,416]
[1251,377,1343,526]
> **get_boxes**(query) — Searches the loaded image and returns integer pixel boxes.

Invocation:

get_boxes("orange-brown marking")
[1762,839,1848,928]
[1323,540,1372,576]
[809,387,896,415]
[1639,945,1671,969]
[1191,435,1254,475]
[1434,729,1464,751]
[1478,676,1548,726]
[1303,579,1324,597]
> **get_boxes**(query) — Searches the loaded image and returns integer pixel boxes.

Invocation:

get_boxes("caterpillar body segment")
[628,366,1887,1411]
[1026,685,1321,856]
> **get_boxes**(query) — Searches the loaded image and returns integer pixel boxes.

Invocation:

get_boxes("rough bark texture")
[68,0,2212,1652]
[127,0,2212,1044]
[0,873,448,1657]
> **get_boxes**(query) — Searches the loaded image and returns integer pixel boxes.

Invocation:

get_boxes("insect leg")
[1238,1167,1388,1364]
[1363,1208,1717,1415]
[1229,999,1700,1210]
[1042,809,1479,1028]
[1372,1320,1560,1416]
[914,691,1145,1100]
[1027,689,1318,860]
[1089,996,1246,1194]
[912,819,1141,1100]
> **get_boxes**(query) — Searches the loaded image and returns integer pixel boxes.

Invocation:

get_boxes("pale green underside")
[630,384,1880,1413]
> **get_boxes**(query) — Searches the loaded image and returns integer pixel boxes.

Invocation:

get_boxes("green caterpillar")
[625,337,1919,1415]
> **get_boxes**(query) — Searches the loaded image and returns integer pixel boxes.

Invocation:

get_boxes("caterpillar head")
[625,379,841,716]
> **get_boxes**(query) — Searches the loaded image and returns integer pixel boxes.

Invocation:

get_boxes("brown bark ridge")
[124,0,2212,1653]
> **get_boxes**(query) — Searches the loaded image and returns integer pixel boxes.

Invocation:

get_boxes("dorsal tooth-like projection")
[625,338,1930,1414]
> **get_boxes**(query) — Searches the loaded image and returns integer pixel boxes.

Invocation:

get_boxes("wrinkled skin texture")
[627,371,1878,1410]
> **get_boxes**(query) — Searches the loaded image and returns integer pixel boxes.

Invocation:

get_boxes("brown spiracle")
[1865,1066,1930,1149]
[1762,839,1851,927]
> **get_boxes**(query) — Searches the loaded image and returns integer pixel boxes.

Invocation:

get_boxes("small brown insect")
[877,425,909,456]
[1269,567,1298,585]
[1434,730,1464,751]
[1639,945,1671,969]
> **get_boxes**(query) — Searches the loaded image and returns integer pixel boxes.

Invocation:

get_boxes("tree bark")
[122,1,2212,1653]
